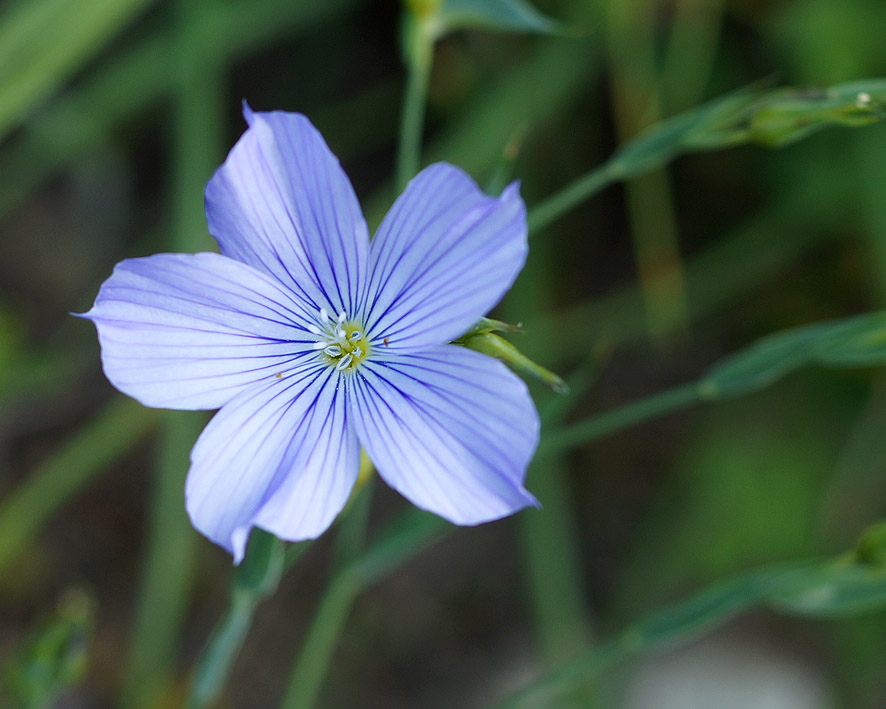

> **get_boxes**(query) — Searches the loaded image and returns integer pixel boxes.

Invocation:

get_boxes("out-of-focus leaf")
[4,589,93,708]
[0,0,361,223]
[608,78,886,179]
[700,311,886,399]
[606,87,760,177]
[744,79,886,147]
[495,523,886,708]
[435,0,563,36]
[0,0,155,141]
[771,565,886,617]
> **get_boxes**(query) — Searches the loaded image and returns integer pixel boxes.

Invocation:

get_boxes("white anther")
[352,346,364,359]
[337,311,347,323]
[337,328,346,338]
[349,330,363,342]
[319,307,329,323]
[336,353,354,371]
[324,344,343,357]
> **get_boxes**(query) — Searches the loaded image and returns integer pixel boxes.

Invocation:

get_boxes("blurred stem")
[538,381,702,458]
[277,482,449,709]
[0,399,158,575]
[185,591,258,709]
[659,0,726,112]
[396,15,433,192]
[186,531,285,709]
[502,229,596,692]
[122,413,204,708]
[279,483,374,709]
[527,163,618,234]
[605,0,689,343]
[121,0,221,705]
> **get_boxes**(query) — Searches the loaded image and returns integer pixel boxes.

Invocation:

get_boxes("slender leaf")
[495,537,886,708]
[701,311,886,400]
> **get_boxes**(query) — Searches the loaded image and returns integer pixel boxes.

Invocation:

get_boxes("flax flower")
[82,108,539,561]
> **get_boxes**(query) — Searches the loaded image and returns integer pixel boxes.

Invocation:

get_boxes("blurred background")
[2,0,886,706]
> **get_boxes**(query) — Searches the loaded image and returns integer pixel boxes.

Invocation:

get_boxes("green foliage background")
[2,0,886,706]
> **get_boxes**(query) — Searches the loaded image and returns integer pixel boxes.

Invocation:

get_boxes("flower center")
[309,308,370,372]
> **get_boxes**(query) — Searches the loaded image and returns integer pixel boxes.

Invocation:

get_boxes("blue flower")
[82,108,539,561]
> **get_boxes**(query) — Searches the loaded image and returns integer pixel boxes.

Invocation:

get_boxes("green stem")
[538,381,702,458]
[278,499,448,709]
[121,413,203,709]
[395,16,433,193]
[122,0,221,704]
[280,571,361,709]
[185,592,256,709]
[185,531,285,708]
[279,485,374,709]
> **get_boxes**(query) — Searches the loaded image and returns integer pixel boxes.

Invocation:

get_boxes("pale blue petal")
[361,164,527,349]
[80,252,319,410]
[352,346,539,524]
[205,108,369,318]
[185,363,359,562]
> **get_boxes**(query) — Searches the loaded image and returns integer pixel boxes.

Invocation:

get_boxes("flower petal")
[362,164,527,349]
[185,363,359,562]
[80,252,319,410]
[205,108,368,317]
[352,346,539,524]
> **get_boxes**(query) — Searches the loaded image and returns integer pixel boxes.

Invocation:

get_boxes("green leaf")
[436,0,563,37]
[608,78,886,178]
[607,88,760,177]
[742,79,886,147]
[771,564,886,617]
[495,525,886,708]
[700,311,886,400]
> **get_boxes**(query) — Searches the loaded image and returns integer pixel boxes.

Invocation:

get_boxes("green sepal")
[460,332,568,393]
[455,316,522,340]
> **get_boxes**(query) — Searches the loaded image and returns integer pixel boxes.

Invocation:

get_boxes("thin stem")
[122,0,221,704]
[604,0,690,342]
[122,413,203,708]
[395,17,433,193]
[279,486,374,709]
[184,593,257,709]
[185,531,285,708]
[527,163,618,235]
[538,381,702,458]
